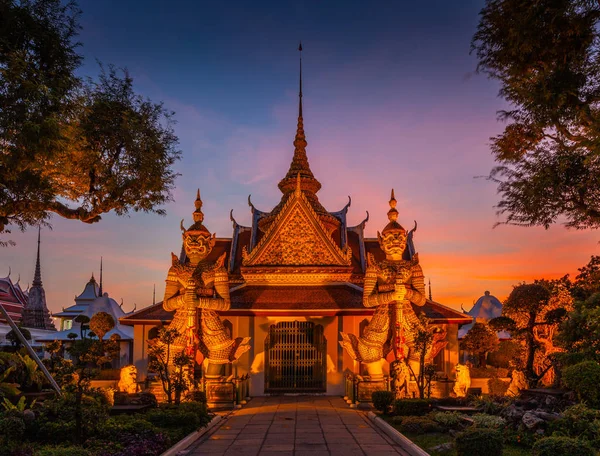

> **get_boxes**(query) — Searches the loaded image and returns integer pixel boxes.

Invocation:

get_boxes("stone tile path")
[186,396,410,456]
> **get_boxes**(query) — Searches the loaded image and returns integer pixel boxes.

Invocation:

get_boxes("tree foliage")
[89,311,114,341]
[460,322,499,368]
[490,281,571,386]
[472,0,600,229]
[0,0,180,244]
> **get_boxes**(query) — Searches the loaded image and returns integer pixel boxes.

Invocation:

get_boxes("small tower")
[21,227,55,330]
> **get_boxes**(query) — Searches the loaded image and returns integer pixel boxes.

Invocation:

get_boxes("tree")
[147,327,191,404]
[0,0,180,245]
[89,311,115,341]
[406,315,439,399]
[65,312,119,442]
[6,326,31,349]
[472,0,600,229]
[490,282,571,386]
[573,255,600,300]
[460,322,499,368]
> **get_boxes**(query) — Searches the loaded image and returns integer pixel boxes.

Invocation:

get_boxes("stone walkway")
[186,396,410,456]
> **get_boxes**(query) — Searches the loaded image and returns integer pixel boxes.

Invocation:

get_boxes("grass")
[404,431,531,456]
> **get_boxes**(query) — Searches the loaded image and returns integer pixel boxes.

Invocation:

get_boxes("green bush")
[185,390,207,403]
[455,428,503,456]
[394,399,431,416]
[532,436,595,456]
[177,401,210,426]
[35,446,91,456]
[471,413,506,429]
[0,415,25,443]
[399,416,442,435]
[431,411,463,429]
[549,404,600,446]
[487,340,524,368]
[488,377,509,396]
[372,391,394,413]
[145,406,203,441]
[388,416,403,425]
[562,361,600,408]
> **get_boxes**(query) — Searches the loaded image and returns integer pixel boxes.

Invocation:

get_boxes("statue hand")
[184,287,197,308]
[393,284,407,302]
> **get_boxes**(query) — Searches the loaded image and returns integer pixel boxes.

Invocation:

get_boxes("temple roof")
[458,291,510,339]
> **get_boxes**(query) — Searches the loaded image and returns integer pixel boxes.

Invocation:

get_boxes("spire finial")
[387,189,399,222]
[295,172,302,197]
[32,226,42,287]
[298,41,303,118]
[99,256,103,296]
[193,188,204,223]
[153,284,156,306]
[428,279,432,301]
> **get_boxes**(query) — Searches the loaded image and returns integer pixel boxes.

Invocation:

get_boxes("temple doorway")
[264,321,327,393]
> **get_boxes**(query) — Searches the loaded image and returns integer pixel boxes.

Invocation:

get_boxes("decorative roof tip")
[98,256,103,296]
[32,226,42,287]
[298,41,303,118]
[295,173,302,196]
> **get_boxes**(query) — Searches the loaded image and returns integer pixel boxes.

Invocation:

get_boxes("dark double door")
[264,321,327,393]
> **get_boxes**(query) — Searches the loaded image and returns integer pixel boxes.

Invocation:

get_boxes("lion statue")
[453,363,471,398]
[118,365,138,394]
[506,370,528,397]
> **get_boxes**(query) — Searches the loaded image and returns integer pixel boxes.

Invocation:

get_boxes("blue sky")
[3,0,598,314]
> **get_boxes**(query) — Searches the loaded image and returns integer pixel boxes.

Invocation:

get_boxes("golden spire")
[381,188,406,235]
[193,188,204,223]
[278,42,321,195]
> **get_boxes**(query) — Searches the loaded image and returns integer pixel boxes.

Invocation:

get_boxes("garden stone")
[544,395,557,408]
[501,404,525,423]
[22,410,35,423]
[522,411,544,429]
[534,411,560,422]
[429,442,454,453]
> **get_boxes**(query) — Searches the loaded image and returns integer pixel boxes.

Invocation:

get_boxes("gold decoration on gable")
[242,191,351,267]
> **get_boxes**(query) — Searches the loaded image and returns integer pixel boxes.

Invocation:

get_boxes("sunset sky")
[3,0,599,315]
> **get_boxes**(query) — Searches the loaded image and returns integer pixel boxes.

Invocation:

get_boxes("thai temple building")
[121,51,471,398]
[0,228,54,330]
[458,290,510,340]
[38,263,134,367]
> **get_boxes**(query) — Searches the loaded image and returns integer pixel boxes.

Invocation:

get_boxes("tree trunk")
[479,352,487,368]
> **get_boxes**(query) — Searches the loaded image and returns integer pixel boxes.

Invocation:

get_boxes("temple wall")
[131,324,152,381]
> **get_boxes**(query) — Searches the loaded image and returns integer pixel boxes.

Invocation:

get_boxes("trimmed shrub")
[35,447,91,456]
[431,411,463,429]
[185,390,207,403]
[488,377,509,396]
[532,436,595,456]
[455,428,503,456]
[562,361,600,408]
[399,416,442,435]
[372,391,394,413]
[487,340,524,368]
[548,404,600,446]
[471,413,506,429]
[388,416,403,425]
[394,399,431,416]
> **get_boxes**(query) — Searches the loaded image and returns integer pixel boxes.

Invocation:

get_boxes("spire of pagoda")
[278,42,321,195]
[99,256,103,296]
[32,226,42,287]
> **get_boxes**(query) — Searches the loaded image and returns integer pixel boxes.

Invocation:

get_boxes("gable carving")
[242,191,351,267]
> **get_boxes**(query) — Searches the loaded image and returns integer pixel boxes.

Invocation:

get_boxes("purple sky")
[2,0,599,315]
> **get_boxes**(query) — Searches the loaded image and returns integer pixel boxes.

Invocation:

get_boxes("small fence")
[344,373,391,407]
[199,373,251,408]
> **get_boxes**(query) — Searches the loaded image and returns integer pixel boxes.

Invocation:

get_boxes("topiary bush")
[394,399,432,416]
[372,391,394,413]
[455,428,503,456]
[548,404,600,447]
[399,416,442,435]
[532,436,595,456]
[35,446,91,456]
[471,413,506,429]
[430,411,463,430]
[562,361,600,408]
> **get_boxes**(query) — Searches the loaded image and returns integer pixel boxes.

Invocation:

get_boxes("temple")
[121,47,471,397]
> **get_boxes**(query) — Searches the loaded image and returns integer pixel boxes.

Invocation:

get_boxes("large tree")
[0,0,180,245]
[460,322,499,368]
[490,281,571,386]
[472,0,600,229]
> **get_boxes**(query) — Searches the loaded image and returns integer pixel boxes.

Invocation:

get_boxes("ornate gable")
[242,182,352,267]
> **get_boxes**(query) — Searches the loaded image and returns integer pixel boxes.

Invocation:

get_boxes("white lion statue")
[453,363,471,398]
[118,365,138,394]
[506,370,528,397]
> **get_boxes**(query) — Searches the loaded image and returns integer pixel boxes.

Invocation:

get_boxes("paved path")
[186,396,410,456]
